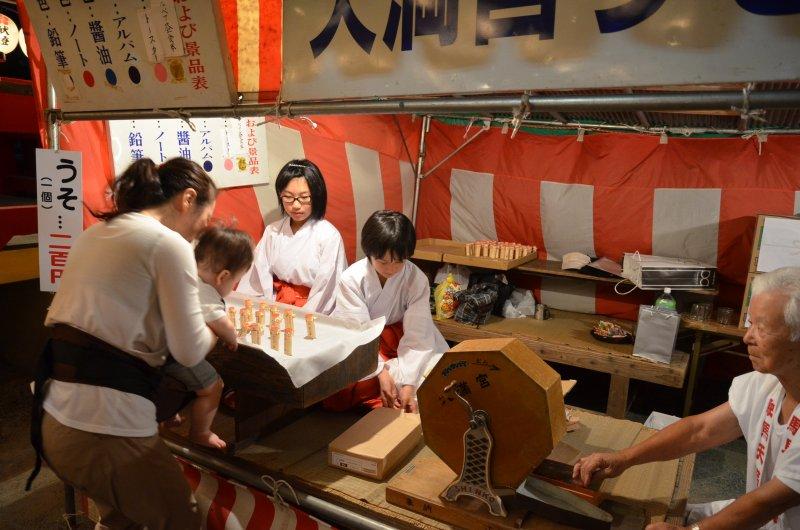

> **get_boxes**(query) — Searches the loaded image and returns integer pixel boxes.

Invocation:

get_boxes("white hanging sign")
[22,0,235,111]
[107,118,269,189]
[283,0,800,101]
[36,149,84,293]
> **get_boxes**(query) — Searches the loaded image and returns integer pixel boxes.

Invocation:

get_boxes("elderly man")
[573,267,800,530]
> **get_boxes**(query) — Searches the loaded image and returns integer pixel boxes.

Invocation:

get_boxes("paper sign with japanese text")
[36,149,83,293]
[22,0,234,112]
[107,118,269,189]
[283,0,800,101]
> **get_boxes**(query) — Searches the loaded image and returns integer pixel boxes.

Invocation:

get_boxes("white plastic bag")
[502,288,536,319]
[434,263,470,288]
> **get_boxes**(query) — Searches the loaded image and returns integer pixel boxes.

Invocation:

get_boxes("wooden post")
[607,375,630,418]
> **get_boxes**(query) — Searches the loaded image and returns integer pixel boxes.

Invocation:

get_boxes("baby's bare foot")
[190,430,227,450]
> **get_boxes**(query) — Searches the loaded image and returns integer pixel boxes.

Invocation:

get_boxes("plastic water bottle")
[654,288,677,312]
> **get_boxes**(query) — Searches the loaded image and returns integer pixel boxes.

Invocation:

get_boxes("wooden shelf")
[680,315,746,338]
[435,310,688,389]
[516,259,719,295]
[517,259,620,283]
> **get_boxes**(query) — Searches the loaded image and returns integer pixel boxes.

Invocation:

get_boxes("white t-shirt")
[199,280,226,323]
[236,217,347,315]
[699,371,800,529]
[334,258,448,389]
[43,212,216,437]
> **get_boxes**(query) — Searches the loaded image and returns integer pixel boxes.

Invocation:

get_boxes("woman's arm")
[574,403,743,486]
[153,234,216,366]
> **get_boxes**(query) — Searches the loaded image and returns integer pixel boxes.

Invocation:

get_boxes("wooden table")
[159,407,694,529]
[434,311,689,418]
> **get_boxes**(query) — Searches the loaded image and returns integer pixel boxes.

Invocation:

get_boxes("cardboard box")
[749,214,800,273]
[328,408,422,480]
[739,272,759,329]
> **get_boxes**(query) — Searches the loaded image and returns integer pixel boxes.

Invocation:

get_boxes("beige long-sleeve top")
[43,212,215,437]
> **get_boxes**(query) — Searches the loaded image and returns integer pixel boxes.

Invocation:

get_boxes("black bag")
[468,272,514,316]
[454,283,499,325]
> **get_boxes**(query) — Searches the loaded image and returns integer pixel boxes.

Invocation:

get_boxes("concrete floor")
[0,364,745,529]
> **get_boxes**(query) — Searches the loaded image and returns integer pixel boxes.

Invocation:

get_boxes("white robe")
[237,217,347,315]
[334,258,448,389]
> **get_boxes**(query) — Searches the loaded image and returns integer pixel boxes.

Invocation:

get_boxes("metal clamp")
[441,381,509,517]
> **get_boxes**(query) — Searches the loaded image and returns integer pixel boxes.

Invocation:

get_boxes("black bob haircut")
[361,210,417,261]
[274,159,327,220]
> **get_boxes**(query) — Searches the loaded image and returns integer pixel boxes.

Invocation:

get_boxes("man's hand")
[572,451,629,487]
[224,338,238,352]
[377,368,398,408]
[397,385,417,412]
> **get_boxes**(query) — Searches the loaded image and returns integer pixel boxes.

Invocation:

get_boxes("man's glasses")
[280,194,312,205]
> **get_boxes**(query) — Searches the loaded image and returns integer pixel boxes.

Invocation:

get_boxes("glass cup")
[689,304,705,322]
[688,302,712,321]
[716,307,735,326]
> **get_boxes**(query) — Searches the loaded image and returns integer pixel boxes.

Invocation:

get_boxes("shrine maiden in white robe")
[334,258,448,391]
[237,217,347,315]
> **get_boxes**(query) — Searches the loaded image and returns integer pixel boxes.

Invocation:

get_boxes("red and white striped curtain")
[76,457,336,530]
[415,120,800,319]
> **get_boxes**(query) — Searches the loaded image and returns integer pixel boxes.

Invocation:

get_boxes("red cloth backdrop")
[415,120,800,319]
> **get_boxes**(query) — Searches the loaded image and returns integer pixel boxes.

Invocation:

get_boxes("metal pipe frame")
[51,90,800,123]
[411,115,430,224]
[47,83,60,150]
[433,114,800,137]
[163,438,400,530]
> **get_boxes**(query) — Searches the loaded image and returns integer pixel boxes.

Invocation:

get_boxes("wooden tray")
[413,238,538,270]
[413,238,466,262]
[444,248,538,271]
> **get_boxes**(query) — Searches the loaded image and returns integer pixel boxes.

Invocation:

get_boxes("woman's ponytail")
[93,157,215,221]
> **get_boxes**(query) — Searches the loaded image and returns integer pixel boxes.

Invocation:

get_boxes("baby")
[162,226,253,448]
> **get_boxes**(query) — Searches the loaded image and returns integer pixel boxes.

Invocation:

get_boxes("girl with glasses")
[236,159,347,315]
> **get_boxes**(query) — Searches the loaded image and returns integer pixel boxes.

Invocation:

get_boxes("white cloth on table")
[44,212,215,437]
[334,258,448,390]
[236,217,347,315]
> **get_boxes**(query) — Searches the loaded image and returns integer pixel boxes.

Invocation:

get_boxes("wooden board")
[748,214,800,273]
[435,312,688,388]
[386,446,576,530]
[517,259,621,284]
[413,238,466,262]
[739,272,759,329]
[680,314,747,337]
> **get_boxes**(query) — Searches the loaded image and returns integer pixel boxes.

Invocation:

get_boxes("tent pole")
[161,437,398,530]
[411,115,430,224]
[53,90,800,122]
[47,82,59,150]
